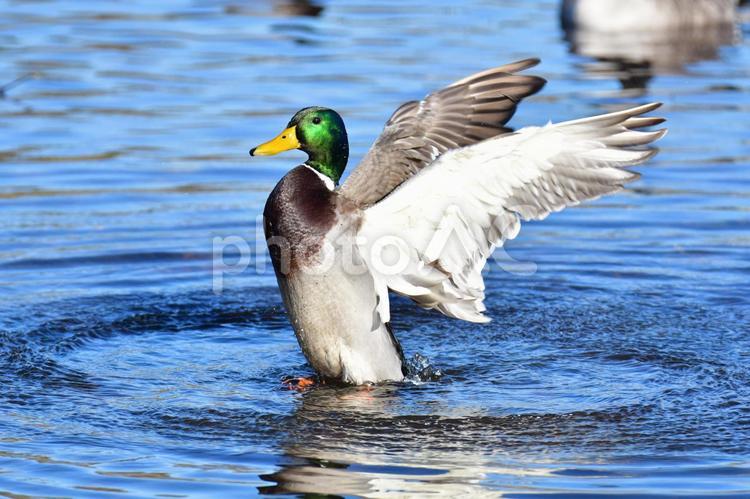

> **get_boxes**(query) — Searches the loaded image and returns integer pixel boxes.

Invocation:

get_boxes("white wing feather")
[357,103,666,323]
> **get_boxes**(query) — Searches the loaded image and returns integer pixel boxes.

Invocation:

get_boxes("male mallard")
[250,59,666,385]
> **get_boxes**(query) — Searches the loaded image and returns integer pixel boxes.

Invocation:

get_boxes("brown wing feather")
[339,58,547,207]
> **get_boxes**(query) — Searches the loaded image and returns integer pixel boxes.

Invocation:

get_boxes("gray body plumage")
[264,166,405,384]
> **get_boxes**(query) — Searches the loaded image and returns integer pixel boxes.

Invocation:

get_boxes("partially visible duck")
[250,59,666,385]
[562,0,739,31]
[561,0,741,90]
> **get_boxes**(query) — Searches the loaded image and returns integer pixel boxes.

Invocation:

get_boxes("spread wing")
[338,59,546,207]
[357,103,666,323]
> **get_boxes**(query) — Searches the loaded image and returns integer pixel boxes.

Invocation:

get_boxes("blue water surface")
[1,0,749,496]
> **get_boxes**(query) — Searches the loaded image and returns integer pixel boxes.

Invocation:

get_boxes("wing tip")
[634,102,662,114]
[462,313,492,324]
[507,57,542,72]
[618,102,664,120]
[559,102,667,130]
[623,114,667,130]
[488,57,543,75]
[449,57,545,88]
[623,169,642,183]
[527,75,548,95]
[653,128,668,141]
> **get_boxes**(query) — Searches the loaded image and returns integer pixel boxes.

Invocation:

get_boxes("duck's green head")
[250,106,349,184]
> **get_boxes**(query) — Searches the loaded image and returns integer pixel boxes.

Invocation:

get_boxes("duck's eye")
[312,117,321,125]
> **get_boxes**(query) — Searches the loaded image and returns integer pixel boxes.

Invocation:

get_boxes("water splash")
[404,353,443,383]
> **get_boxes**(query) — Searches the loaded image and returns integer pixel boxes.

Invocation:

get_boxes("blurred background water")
[1,0,749,496]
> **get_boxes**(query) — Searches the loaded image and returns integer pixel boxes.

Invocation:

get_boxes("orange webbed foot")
[281,376,319,391]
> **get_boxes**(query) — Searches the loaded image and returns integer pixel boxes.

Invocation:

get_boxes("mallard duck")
[250,59,666,385]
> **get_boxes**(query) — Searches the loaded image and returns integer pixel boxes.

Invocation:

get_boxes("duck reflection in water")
[258,385,501,496]
[561,0,743,92]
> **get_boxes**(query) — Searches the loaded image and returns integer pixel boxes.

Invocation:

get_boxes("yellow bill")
[250,126,300,156]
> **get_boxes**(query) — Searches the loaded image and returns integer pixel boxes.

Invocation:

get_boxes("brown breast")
[263,165,338,275]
